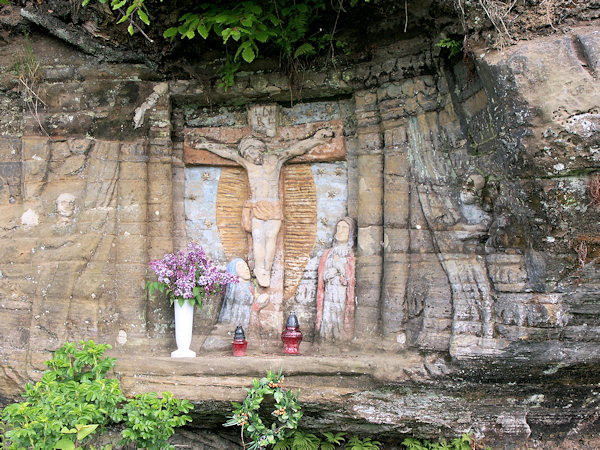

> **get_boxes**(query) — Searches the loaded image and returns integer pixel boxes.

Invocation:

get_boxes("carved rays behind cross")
[215,165,317,299]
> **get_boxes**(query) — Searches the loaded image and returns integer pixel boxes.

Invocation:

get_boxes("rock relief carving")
[185,104,347,342]
[315,217,356,342]
[407,115,496,355]
[190,124,334,288]
[184,105,345,288]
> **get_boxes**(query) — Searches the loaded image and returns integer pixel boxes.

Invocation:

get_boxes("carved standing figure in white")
[315,217,356,342]
[218,258,254,327]
[194,128,334,288]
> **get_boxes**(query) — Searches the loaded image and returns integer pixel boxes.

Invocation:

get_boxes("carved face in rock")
[56,193,76,218]
[239,137,266,165]
[235,259,251,281]
[460,174,485,205]
[333,217,355,247]
[335,220,350,244]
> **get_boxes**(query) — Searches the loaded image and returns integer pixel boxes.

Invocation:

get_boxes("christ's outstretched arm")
[192,138,242,164]
[278,128,334,163]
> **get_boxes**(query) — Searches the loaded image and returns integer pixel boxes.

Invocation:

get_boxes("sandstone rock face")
[0,16,599,447]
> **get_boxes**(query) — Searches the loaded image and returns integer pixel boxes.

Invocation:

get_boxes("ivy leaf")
[241,46,255,63]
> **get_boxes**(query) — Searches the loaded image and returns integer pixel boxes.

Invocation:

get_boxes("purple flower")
[147,242,238,307]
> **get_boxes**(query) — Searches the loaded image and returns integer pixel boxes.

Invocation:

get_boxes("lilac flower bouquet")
[146,242,238,308]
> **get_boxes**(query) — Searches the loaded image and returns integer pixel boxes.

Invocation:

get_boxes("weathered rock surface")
[1,4,599,447]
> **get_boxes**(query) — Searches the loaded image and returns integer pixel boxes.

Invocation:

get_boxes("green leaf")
[54,438,76,450]
[294,43,315,58]
[214,13,229,24]
[76,423,99,440]
[254,30,270,43]
[128,24,134,35]
[125,3,136,16]
[137,8,150,25]
[248,4,261,15]
[241,46,255,63]
[163,27,179,38]
[274,390,283,403]
[111,0,126,10]
[221,28,233,43]
[117,3,135,23]
[240,15,253,27]
[197,22,209,39]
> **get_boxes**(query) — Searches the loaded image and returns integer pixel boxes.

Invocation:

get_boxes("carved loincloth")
[242,200,283,232]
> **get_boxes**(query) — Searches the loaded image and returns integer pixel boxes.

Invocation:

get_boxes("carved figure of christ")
[196,128,334,287]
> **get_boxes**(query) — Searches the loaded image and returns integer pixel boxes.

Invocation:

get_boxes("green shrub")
[1,340,192,449]
[120,392,193,450]
[81,0,371,89]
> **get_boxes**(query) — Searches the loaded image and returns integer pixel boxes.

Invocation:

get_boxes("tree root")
[20,7,159,71]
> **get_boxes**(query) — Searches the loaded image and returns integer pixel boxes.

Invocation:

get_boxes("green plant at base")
[227,372,382,450]
[2,341,124,449]
[346,436,382,450]
[120,391,192,450]
[1,340,192,450]
[224,370,302,450]
[55,424,100,450]
[273,430,380,450]
[402,433,484,450]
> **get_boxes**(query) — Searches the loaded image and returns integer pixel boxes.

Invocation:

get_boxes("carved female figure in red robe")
[315,217,356,342]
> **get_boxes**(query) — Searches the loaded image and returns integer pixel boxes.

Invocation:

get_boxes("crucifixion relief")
[191,128,333,287]
[184,104,345,289]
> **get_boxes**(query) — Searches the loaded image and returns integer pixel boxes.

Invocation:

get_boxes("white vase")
[171,301,196,358]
